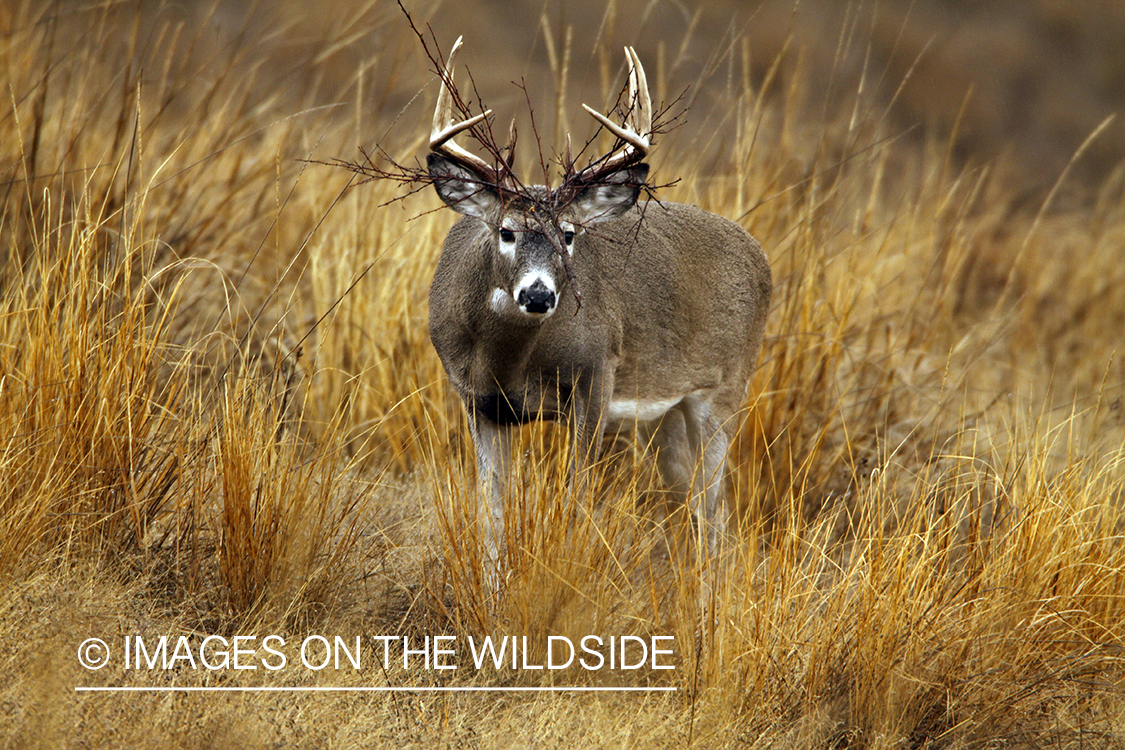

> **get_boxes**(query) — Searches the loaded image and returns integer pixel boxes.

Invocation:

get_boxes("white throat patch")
[490,287,512,314]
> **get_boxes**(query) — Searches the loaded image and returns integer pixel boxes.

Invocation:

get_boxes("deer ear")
[571,164,649,225]
[428,154,500,219]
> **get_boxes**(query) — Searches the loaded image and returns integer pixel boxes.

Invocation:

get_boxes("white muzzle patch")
[513,269,557,318]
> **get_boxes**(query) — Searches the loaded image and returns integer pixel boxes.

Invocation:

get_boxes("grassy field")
[2,1,1124,747]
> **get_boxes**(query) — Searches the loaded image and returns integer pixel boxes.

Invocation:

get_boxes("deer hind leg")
[467,414,514,567]
[639,407,692,506]
[679,395,732,555]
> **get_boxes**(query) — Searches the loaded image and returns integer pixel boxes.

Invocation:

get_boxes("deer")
[425,39,772,567]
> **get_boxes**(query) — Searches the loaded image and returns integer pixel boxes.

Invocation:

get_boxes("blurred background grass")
[192,0,1125,187]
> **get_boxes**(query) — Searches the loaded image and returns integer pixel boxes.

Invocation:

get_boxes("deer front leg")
[566,367,614,508]
[467,412,514,567]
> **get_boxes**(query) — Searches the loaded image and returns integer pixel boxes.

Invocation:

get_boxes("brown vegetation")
[1,1,1123,747]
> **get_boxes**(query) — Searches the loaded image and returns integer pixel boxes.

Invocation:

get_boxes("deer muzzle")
[515,276,557,317]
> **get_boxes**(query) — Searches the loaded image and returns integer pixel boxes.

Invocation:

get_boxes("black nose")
[517,281,556,314]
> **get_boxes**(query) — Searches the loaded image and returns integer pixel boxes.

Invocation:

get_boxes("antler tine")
[574,47,651,183]
[504,117,518,170]
[430,36,501,183]
[430,36,460,138]
[626,47,652,138]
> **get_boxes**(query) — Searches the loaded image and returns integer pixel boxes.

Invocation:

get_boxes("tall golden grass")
[1,1,1123,747]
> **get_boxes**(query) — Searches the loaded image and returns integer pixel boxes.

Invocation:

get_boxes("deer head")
[427,39,652,318]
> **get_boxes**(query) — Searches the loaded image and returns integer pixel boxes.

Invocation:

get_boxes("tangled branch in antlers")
[318,6,684,306]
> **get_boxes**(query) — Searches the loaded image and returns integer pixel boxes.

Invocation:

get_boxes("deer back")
[582,201,771,407]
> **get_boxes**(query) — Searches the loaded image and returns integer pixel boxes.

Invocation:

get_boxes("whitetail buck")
[426,40,771,561]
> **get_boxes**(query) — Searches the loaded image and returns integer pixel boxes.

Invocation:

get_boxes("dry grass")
[1,1,1123,748]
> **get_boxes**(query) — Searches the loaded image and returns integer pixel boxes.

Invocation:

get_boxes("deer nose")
[517,279,556,315]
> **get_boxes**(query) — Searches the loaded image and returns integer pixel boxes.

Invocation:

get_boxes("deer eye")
[499,228,515,243]
[563,230,575,245]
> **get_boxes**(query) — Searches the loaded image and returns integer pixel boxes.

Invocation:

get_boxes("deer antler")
[573,47,652,184]
[430,36,508,186]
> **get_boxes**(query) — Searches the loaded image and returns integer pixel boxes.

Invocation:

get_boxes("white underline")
[75,686,675,693]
